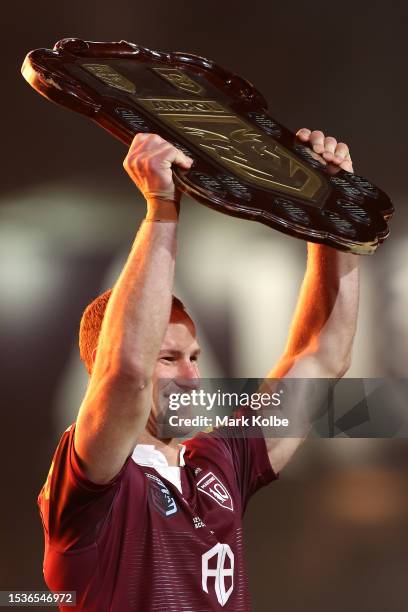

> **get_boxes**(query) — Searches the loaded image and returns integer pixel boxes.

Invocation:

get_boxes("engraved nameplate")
[138,98,326,201]
[82,63,136,94]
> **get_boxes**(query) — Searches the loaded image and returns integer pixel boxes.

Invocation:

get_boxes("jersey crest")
[196,471,233,511]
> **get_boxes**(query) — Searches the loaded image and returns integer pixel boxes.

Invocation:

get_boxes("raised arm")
[270,242,359,379]
[262,129,360,472]
[74,134,192,484]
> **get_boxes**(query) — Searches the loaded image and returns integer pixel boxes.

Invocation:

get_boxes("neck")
[136,428,181,467]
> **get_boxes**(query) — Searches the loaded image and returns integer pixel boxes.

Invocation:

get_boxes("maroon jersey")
[38,423,277,611]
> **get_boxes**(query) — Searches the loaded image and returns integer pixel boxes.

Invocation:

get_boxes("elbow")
[302,347,352,379]
[321,352,352,380]
[99,354,154,390]
[91,344,154,389]
[314,336,354,379]
[335,354,352,379]
[113,361,154,389]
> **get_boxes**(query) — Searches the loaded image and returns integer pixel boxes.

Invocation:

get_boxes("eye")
[191,355,199,362]
[160,356,176,363]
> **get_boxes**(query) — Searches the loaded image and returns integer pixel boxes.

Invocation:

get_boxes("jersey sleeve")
[224,433,277,514]
[209,412,278,514]
[38,423,131,551]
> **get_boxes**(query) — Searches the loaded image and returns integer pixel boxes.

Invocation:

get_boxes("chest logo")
[196,472,233,512]
[145,472,178,518]
[202,542,234,606]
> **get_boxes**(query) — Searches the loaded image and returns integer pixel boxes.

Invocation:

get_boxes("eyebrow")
[160,348,201,356]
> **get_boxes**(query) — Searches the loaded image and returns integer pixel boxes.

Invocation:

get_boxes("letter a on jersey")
[196,472,233,511]
[202,542,234,606]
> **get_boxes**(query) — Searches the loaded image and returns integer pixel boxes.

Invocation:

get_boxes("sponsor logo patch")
[145,472,178,517]
[196,472,233,512]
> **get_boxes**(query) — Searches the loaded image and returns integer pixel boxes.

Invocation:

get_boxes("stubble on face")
[149,313,201,439]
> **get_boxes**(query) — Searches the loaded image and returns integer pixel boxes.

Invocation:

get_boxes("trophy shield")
[21,38,394,255]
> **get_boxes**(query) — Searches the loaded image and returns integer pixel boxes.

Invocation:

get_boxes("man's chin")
[154,399,197,438]
[156,422,195,440]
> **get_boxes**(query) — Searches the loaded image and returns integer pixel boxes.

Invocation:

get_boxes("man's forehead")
[162,320,200,351]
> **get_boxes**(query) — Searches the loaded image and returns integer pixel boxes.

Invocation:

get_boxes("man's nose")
[175,362,200,390]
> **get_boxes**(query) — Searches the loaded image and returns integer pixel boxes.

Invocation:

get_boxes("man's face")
[151,311,201,436]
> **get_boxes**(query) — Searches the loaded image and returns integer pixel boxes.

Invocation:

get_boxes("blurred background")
[1,1,408,610]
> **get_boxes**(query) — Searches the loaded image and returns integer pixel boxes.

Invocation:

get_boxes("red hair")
[79,288,189,374]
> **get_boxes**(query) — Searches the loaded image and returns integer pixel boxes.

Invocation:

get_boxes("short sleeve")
[208,410,278,514]
[38,423,131,551]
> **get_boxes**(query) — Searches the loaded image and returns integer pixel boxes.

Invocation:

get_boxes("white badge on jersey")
[196,472,233,511]
[202,542,234,606]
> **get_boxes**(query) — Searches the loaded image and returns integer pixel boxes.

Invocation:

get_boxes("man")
[38,128,359,611]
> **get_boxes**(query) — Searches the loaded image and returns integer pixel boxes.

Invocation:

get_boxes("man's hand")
[296,128,354,173]
[123,133,193,204]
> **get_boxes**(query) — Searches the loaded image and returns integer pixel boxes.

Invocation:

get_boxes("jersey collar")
[131,443,186,468]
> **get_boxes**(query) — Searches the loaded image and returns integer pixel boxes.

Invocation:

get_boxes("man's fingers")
[296,128,311,141]
[173,148,194,169]
[323,136,337,155]
[136,134,193,168]
[296,128,353,172]
[309,130,325,153]
[129,133,169,156]
[126,134,193,170]
[334,142,350,162]
[130,132,151,148]
[124,133,155,166]
[339,158,354,173]
[139,133,166,151]
[151,143,193,170]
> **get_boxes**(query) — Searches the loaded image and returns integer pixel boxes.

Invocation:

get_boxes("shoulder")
[183,429,233,462]
[183,429,222,447]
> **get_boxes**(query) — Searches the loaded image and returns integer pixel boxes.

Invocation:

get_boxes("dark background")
[1,1,408,611]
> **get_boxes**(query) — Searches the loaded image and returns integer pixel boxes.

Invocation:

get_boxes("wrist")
[146,197,180,222]
[307,242,360,274]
